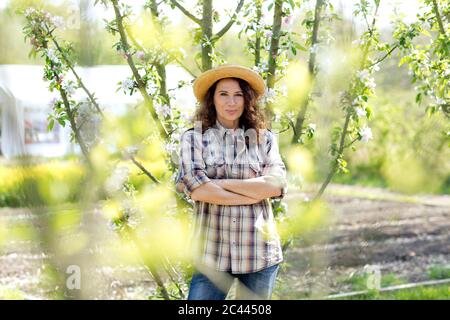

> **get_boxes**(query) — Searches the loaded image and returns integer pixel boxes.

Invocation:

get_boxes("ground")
[0,183,449,299]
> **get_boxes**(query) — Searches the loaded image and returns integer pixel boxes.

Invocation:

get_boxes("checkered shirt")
[176,121,287,274]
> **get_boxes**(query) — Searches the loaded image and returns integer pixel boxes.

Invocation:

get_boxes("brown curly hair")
[193,77,266,133]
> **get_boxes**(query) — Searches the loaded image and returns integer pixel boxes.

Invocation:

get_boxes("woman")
[176,64,287,300]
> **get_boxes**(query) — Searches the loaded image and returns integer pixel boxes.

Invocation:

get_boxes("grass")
[428,266,450,280]
[0,286,26,300]
[340,272,406,292]
[344,284,450,300]
[336,266,450,300]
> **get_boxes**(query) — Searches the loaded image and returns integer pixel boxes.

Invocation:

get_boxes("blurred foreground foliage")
[0,157,170,207]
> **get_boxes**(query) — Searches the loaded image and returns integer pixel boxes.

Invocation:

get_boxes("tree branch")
[254,0,262,66]
[292,0,324,144]
[367,43,398,68]
[266,0,283,89]
[110,0,169,141]
[314,111,351,200]
[431,0,446,35]
[58,77,92,165]
[169,0,201,25]
[214,0,245,40]
[130,156,161,184]
[201,0,213,71]
[313,1,381,200]
[46,27,104,117]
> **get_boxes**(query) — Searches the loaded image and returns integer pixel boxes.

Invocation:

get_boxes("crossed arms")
[176,176,283,205]
[177,130,286,206]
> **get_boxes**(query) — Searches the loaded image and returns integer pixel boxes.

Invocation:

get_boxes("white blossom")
[24,8,36,17]
[359,126,373,143]
[155,103,172,118]
[357,70,370,82]
[105,166,130,195]
[366,77,376,90]
[62,81,75,95]
[352,39,365,46]
[164,142,177,154]
[123,146,139,159]
[49,97,59,107]
[252,65,264,74]
[44,11,52,21]
[355,107,366,118]
[147,85,157,96]
[135,50,145,60]
[280,60,289,68]
[352,96,363,106]
[283,15,293,26]
[435,97,445,105]
[201,38,212,48]
[274,113,281,123]
[308,123,316,131]
[121,78,134,92]
[263,88,277,104]
[179,111,193,123]
[50,16,65,29]
[46,48,60,64]
[357,70,376,90]
[171,131,182,143]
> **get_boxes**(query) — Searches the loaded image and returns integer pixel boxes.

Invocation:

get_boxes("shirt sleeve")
[262,130,288,200]
[177,129,211,197]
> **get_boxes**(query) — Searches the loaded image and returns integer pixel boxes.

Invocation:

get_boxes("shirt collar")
[214,120,245,138]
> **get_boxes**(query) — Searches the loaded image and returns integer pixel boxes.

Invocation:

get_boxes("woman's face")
[213,78,245,129]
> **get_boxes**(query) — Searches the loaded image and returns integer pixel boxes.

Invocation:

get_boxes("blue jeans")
[187,264,280,300]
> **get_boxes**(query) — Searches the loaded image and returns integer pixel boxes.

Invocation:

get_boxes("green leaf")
[365,106,373,119]
[57,118,66,127]
[47,119,55,131]
[288,0,295,9]
[291,46,297,55]
[415,93,422,104]
[398,56,409,67]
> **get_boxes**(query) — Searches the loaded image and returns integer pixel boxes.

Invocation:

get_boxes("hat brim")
[193,65,266,102]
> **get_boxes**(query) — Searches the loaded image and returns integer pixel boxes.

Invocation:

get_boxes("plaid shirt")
[176,120,287,274]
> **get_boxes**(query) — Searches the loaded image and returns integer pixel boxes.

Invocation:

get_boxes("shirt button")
[232,218,236,223]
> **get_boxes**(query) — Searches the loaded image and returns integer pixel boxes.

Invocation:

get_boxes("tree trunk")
[292,0,323,144]
[202,0,213,71]
[266,0,283,89]
[254,0,262,67]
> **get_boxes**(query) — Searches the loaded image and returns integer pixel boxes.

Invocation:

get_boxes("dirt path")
[278,184,450,298]
[0,184,449,299]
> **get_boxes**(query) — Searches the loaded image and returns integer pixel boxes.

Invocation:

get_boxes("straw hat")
[193,64,266,102]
